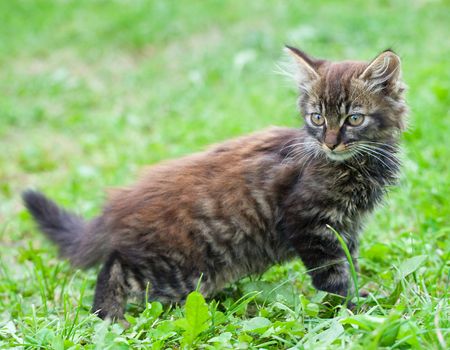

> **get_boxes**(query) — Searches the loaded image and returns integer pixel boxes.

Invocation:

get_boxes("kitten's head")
[285,46,407,161]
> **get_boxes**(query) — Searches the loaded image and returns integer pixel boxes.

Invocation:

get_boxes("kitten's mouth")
[321,144,355,161]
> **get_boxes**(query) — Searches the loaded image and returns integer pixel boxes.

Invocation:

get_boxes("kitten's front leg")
[293,231,358,298]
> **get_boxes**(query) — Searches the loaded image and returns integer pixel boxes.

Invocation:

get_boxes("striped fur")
[23,47,408,320]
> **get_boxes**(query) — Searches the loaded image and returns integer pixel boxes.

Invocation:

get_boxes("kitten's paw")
[346,301,357,311]
[359,289,369,298]
[119,319,131,329]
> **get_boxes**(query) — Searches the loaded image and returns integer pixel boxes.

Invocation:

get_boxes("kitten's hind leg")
[92,252,128,320]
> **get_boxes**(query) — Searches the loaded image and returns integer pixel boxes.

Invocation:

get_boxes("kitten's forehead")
[319,61,368,95]
[319,61,368,77]
[310,61,369,117]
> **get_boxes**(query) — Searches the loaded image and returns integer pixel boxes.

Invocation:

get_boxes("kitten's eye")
[347,114,365,126]
[310,113,325,126]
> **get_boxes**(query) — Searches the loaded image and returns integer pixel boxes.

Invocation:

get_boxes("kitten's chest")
[284,163,385,231]
[325,168,381,212]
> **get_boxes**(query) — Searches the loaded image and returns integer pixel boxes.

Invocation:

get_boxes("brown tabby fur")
[23,46,407,320]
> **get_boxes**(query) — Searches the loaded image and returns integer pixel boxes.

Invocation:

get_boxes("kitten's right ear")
[284,45,320,85]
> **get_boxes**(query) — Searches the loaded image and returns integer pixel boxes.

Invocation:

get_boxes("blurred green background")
[0,0,448,348]
[0,1,448,216]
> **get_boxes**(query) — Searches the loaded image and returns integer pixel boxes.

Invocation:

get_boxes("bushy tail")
[22,190,109,268]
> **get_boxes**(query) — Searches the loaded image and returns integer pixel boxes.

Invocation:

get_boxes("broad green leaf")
[176,291,211,347]
[211,310,227,326]
[148,320,177,341]
[208,332,232,347]
[398,255,427,279]
[238,333,253,344]
[185,291,210,333]
[142,301,163,320]
[303,321,344,349]
[379,320,401,347]
[319,321,345,345]
[241,316,271,333]
[341,315,385,331]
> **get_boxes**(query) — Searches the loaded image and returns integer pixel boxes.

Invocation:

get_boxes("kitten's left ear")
[359,50,402,92]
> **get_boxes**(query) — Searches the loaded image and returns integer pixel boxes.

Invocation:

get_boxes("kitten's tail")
[22,190,110,268]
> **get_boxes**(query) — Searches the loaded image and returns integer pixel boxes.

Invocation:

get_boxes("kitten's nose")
[325,142,338,150]
[324,130,339,150]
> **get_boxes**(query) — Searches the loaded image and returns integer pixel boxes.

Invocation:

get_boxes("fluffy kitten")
[23,46,407,320]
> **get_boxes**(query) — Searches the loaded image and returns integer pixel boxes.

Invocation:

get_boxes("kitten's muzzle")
[323,142,346,152]
[323,130,340,150]
[324,142,338,150]
[321,143,354,161]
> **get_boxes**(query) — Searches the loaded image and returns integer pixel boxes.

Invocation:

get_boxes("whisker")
[358,144,399,164]
[358,140,398,148]
[281,139,322,166]
[281,144,315,164]
[356,145,396,173]
[282,147,311,165]
[358,141,398,153]
[292,147,317,164]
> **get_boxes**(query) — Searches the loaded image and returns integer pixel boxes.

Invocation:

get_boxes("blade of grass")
[326,225,360,308]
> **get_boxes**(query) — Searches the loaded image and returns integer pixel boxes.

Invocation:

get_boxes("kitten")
[23,46,407,320]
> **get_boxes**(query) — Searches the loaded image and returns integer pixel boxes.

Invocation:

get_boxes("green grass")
[0,0,449,348]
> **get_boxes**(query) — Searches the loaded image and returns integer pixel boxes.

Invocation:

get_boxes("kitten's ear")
[284,45,321,85]
[359,50,402,92]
